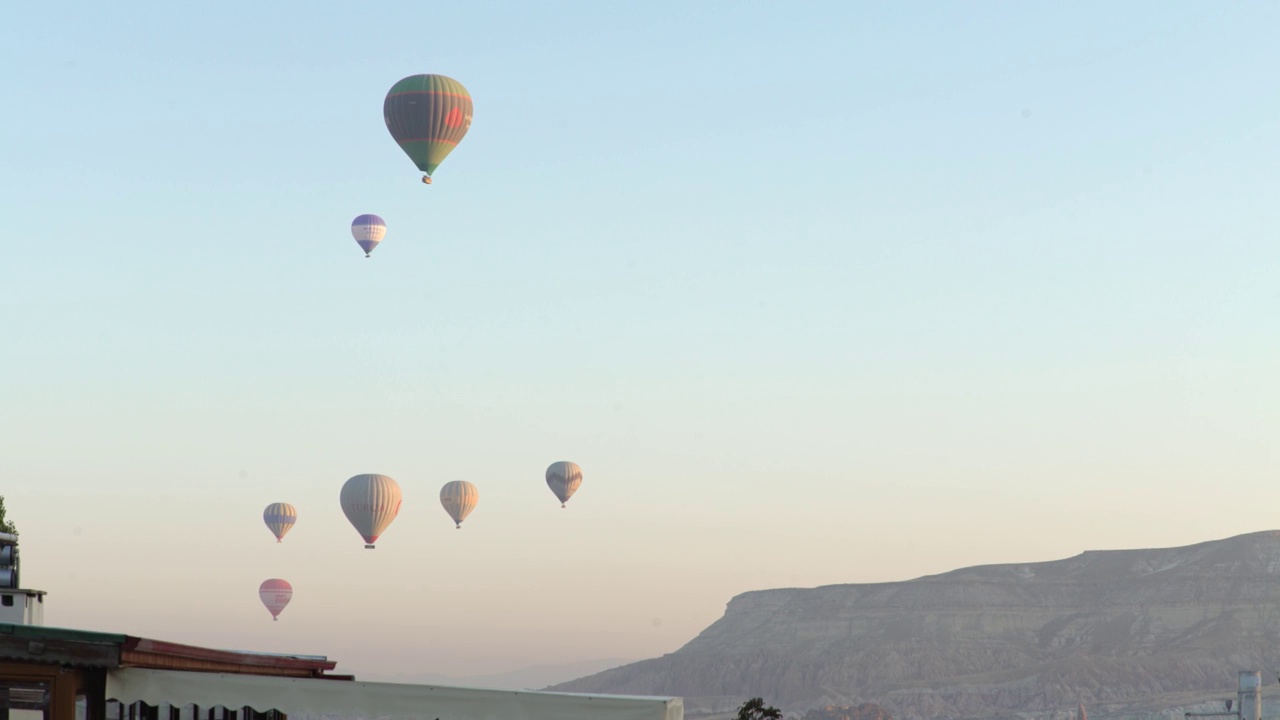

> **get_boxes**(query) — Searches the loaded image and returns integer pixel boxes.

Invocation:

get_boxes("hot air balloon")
[262,502,297,543]
[259,579,292,622]
[546,461,583,508]
[384,74,473,185]
[439,481,479,529]
[351,214,386,258]
[340,474,402,549]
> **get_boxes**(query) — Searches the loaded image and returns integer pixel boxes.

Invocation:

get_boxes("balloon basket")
[421,175,433,185]
[364,544,376,549]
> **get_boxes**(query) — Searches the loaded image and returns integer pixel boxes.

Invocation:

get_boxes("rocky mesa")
[551,531,1280,720]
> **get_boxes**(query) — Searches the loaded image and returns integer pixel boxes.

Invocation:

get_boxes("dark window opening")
[0,681,51,720]
[107,704,287,720]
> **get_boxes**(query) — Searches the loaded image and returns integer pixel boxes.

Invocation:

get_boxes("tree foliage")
[737,698,783,720]
[0,495,17,535]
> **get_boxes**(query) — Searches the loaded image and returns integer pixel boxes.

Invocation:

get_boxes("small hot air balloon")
[351,214,386,258]
[546,461,583,508]
[259,579,292,622]
[262,502,297,543]
[340,474,402,549]
[439,481,479,529]
[384,74,473,185]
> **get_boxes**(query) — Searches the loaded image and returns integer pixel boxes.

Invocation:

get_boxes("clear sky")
[2,0,1278,681]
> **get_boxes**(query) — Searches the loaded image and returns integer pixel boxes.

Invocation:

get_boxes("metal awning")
[106,668,684,720]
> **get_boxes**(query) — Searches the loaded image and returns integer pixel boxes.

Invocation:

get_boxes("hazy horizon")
[3,0,1278,681]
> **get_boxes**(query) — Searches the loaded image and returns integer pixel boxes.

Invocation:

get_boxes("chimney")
[1238,672,1261,720]
[0,533,45,626]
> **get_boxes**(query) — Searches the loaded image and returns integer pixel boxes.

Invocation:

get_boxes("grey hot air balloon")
[439,481,479,529]
[545,461,583,508]
[340,474,402,549]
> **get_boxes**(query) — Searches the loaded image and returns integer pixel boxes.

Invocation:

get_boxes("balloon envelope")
[340,474,402,548]
[546,461,583,508]
[259,578,292,621]
[262,502,297,543]
[383,74,473,182]
[439,481,479,528]
[351,214,386,257]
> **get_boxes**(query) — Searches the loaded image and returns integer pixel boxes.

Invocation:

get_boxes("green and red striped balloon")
[383,74,473,184]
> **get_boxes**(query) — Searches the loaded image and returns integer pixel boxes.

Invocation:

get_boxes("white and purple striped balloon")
[351,214,387,257]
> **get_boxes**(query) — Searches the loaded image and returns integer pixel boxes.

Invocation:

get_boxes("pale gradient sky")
[2,1,1278,681]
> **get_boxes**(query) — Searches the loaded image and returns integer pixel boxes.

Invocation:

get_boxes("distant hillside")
[550,531,1280,720]
[802,704,894,720]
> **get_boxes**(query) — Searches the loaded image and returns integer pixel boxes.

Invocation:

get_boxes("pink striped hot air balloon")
[258,579,293,622]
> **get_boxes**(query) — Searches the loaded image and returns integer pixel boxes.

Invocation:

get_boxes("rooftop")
[0,623,344,679]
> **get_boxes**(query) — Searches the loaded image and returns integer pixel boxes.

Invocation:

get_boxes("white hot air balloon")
[545,461,583,508]
[340,474,402,549]
[351,214,387,258]
[439,481,479,529]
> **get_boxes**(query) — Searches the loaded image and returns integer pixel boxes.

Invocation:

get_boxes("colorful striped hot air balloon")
[258,579,293,621]
[546,461,583,508]
[351,214,386,258]
[262,502,297,543]
[384,74,473,185]
[340,474,402,549]
[439,481,479,529]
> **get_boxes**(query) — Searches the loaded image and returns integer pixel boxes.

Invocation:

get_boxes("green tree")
[737,698,783,720]
[0,495,17,535]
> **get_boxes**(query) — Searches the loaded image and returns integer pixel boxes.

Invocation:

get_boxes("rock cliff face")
[801,704,894,720]
[551,532,1280,720]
